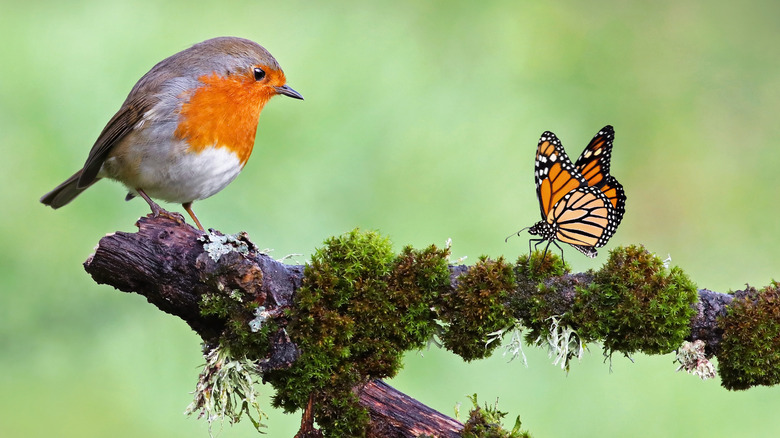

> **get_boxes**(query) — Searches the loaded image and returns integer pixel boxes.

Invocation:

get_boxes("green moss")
[388,244,452,349]
[461,394,532,438]
[515,250,568,282]
[508,252,590,366]
[199,287,272,360]
[510,272,585,345]
[440,256,516,361]
[572,245,698,356]
[265,229,450,437]
[718,282,780,390]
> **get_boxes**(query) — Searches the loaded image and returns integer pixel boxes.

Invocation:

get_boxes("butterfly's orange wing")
[552,187,615,250]
[575,125,626,218]
[528,128,626,258]
[535,131,588,219]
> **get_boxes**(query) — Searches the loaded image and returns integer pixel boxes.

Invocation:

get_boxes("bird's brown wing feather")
[77,96,155,188]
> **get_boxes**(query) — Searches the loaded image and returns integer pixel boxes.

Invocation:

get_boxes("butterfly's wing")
[575,125,615,186]
[549,186,619,257]
[575,125,626,229]
[534,131,589,220]
[533,129,623,258]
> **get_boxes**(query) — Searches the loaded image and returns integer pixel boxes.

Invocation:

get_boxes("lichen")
[510,269,584,346]
[248,306,274,333]
[676,340,716,380]
[185,346,266,434]
[200,231,252,262]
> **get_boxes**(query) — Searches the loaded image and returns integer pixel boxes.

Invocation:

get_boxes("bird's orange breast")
[174,70,283,166]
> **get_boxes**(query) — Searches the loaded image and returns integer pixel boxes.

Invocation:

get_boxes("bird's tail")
[40,170,98,208]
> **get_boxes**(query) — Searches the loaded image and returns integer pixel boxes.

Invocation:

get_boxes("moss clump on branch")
[504,246,697,370]
[718,282,780,390]
[266,229,450,437]
[193,239,274,432]
[572,245,698,356]
[196,231,274,359]
[196,235,705,434]
[388,243,453,347]
[515,250,568,282]
[439,256,516,361]
[199,283,274,361]
[461,394,532,438]
[510,251,584,344]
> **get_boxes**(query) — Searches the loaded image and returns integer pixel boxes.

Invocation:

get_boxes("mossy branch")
[83,214,778,436]
[84,215,467,436]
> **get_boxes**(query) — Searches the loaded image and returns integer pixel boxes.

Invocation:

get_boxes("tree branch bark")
[82,214,733,435]
[84,215,465,435]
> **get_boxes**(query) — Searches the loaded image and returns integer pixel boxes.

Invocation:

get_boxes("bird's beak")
[274,84,304,100]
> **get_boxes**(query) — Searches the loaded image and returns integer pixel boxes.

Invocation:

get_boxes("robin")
[40,36,303,231]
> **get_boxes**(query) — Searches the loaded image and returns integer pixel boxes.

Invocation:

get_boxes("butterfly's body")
[521,126,626,259]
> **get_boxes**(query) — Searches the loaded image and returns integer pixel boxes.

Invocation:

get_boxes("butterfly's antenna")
[505,227,531,243]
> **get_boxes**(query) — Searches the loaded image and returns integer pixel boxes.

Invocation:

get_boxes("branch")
[83,215,756,434]
[84,215,731,347]
[360,380,462,438]
[84,215,465,435]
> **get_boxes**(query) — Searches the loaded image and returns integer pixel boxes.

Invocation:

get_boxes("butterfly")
[508,125,626,259]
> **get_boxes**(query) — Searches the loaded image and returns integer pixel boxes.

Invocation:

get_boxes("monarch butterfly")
[508,126,626,258]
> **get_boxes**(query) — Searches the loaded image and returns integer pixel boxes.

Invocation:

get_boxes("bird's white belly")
[102,145,244,203]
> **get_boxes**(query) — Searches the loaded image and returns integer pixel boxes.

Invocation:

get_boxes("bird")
[507,126,626,259]
[40,36,303,231]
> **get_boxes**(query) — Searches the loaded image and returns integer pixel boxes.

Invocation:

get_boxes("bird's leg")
[182,202,205,231]
[136,188,165,217]
[135,188,191,228]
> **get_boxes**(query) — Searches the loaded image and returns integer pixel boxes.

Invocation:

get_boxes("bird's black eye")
[253,67,266,81]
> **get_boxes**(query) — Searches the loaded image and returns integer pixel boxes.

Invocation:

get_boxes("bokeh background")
[2,0,779,436]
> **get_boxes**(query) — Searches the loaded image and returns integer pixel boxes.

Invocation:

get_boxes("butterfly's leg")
[530,238,545,257]
[551,240,565,265]
[540,239,552,260]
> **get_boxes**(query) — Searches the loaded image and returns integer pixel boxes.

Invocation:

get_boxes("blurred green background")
[2,0,779,436]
